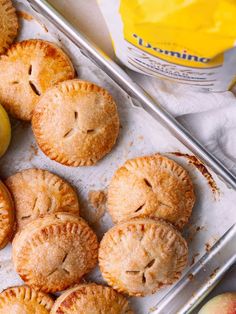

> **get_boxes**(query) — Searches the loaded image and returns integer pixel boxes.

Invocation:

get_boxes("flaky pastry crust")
[0,0,18,54]
[12,213,98,293]
[32,79,119,166]
[108,154,195,229]
[5,168,79,232]
[51,283,133,314]
[99,218,188,296]
[0,180,15,249]
[0,285,54,314]
[0,39,75,120]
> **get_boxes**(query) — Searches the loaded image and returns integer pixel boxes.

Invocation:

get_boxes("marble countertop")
[47,0,236,312]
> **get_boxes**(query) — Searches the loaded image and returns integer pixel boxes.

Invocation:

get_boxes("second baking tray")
[0,0,235,313]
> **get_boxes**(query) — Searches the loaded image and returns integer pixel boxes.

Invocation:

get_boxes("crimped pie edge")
[5,168,80,232]
[51,283,133,314]
[32,79,120,166]
[12,213,98,293]
[0,39,75,120]
[99,217,188,296]
[107,154,195,229]
[0,285,54,312]
[0,0,18,54]
[0,180,15,249]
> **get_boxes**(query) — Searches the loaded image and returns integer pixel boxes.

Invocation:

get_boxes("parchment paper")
[0,1,235,313]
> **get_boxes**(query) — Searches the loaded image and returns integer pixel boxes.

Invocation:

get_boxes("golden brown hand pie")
[99,218,188,296]
[0,285,54,314]
[5,168,79,232]
[51,284,133,314]
[0,0,18,54]
[0,180,15,249]
[108,154,195,229]
[12,213,98,293]
[32,79,120,166]
[0,39,75,120]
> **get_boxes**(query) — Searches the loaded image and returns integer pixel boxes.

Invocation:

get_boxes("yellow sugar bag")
[98,0,236,91]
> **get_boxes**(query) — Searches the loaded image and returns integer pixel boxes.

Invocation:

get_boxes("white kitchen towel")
[127,70,236,175]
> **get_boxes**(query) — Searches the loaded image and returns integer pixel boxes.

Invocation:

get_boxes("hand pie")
[0,0,18,54]
[32,79,119,166]
[0,285,54,314]
[108,154,195,229]
[0,180,15,249]
[51,284,133,314]
[12,213,98,293]
[0,39,75,120]
[5,168,79,232]
[99,218,188,296]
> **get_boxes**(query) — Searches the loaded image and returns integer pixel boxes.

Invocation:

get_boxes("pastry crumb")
[205,242,211,252]
[190,253,200,266]
[29,144,38,161]
[30,144,38,155]
[88,190,107,223]
[17,10,34,21]
[17,10,48,32]
[196,225,205,232]
[210,267,220,279]
[149,306,158,312]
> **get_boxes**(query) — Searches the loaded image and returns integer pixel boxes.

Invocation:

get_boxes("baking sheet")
[0,1,235,313]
